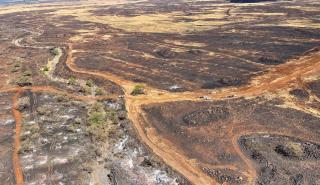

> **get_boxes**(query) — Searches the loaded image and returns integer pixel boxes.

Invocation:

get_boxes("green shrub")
[11,63,21,73]
[68,77,77,85]
[16,76,32,86]
[22,70,32,77]
[42,65,49,72]
[36,106,50,115]
[86,79,94,87]
[285,142,304,157]
[11,67,20,73]
[106,108,117,123]
[89,112,105,125]
[50,47,60,56]
[88,102,106,125]
[95,88,104,96]
[131,84,145,96]
[14,63,21,68]
[78,86,90,95]
[275,141,305,158]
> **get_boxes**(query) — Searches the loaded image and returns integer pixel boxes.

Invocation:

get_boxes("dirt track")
[12,89,24,185]
[4,21,320,185]
[65,41,320,184]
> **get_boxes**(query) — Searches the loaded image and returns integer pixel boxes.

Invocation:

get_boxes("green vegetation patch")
[11,63,21,73]
[41,65,49,73]
[22,70,32,77]
[131,84,145,96]
[88,102,106,125]
[16,76,32,86]
[87,102,117,141]
[86,79,94,87]
[275,141,305,158]
[95,88,104,96]
[49,47,60,56]
[67,77,77,86]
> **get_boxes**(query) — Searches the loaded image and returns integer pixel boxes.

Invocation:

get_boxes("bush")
[11,63,21,73]
[22,70,32,77]
[11,67,20,73]
[50,47,60,56]
[86,79,94,87]
[16,76,32,86]
[95,88,104,96]
[88,102,106,125]
[87,102,108,140]
[42,65,49,72]
[275,142,304,158]
[131,84,145,96]
[68,77,77,85]
[14,63,21,68]
[78,86,91,95]
[36,106,51,115]
[89,112,105,125]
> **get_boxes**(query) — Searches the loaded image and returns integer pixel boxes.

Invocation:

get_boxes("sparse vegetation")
[66,124,77,133]
[243,139,264,151]
[22,70,32,77]
[36,106,51,115]
[131,84,145,96]
[95,88,104,96]
[275,142,304,158]
[16,76,32,86]
[14,63,21,68]
[11,67,20,73]
[87,102,108,140]
[89,111,105,126]
[86,79,94,87]
[78,86,91,95]
[68,77,77,85]
[11,63,21,73]
[49,47,60,56]
[41,65,49,73]
[87,102,118,141]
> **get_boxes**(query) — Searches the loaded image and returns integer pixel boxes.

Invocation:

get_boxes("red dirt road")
[4,35,320,185]
[12,89,24,185]
[66,42,320,184]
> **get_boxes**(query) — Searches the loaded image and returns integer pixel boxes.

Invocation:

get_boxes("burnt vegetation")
[0,0,320,184]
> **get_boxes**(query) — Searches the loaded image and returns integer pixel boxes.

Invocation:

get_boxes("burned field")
[0,93,15,184]
[0,0,320,185]
[142,95,320,184]
[2,0,318,91]
[14,91,183,185]
[69,0,320,91]
[240,135,320,185]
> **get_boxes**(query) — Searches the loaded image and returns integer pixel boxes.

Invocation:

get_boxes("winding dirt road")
[66,42,320,185]
[5,32,320,185]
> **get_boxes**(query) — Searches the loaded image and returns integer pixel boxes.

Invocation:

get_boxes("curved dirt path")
[65,42,320,185]
[7,32,320,185]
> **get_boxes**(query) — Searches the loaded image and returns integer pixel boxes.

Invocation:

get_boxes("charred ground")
[0,0,320,185]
